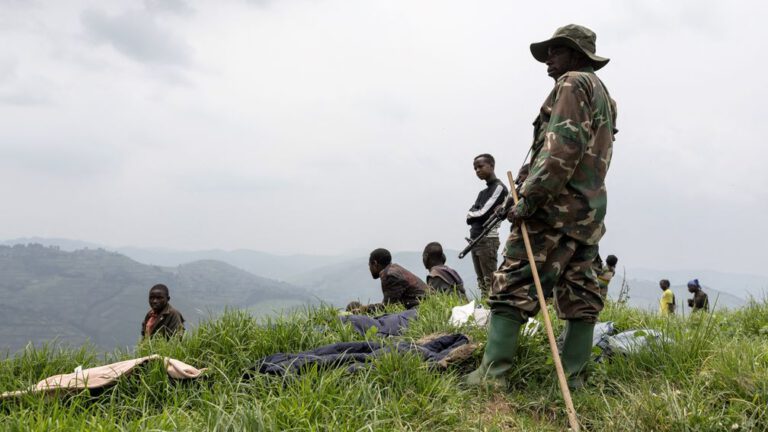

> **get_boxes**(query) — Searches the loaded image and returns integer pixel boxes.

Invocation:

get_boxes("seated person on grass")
[422,242,467,300]
[346,248,428,314]
[141,283,185,339]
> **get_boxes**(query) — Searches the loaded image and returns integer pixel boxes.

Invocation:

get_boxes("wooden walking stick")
[506,170,580,432]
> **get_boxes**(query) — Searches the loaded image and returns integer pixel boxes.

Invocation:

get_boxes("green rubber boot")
[465,312,524,388]
[560,320,595,390]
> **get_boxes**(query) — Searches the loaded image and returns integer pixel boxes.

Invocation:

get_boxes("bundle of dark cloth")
[246,333,474,377]
[340,309,418,337]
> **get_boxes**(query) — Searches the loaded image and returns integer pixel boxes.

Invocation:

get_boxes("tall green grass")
[1,295,766,431]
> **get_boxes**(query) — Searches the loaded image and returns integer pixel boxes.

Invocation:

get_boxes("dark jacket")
[248,333,470,376]
[467,178,508,239]
[427,264,466,299]
[141,304,185,339]
[379,263,428,309]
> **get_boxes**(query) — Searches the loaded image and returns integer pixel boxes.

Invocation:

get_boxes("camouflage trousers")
[488,221,604,324]
[471,236,500,297]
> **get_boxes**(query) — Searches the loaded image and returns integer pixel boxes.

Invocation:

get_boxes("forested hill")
[0,244,315,353]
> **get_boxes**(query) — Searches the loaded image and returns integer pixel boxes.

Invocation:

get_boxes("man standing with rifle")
[467,24,617,390]
[465,153,508,298]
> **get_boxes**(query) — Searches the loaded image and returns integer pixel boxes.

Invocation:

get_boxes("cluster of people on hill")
[143,23,617,392]
[138,241,470,340]
[658,278,709,316]
[344,244,466,314]
[136,24,713,397]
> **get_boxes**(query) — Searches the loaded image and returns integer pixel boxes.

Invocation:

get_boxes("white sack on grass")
[1,354,206,399]
[449,301,540,335]
[604,329,672,355]
[449,301,490,326]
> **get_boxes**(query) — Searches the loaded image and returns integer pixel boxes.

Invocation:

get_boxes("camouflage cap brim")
[530,36,610,70]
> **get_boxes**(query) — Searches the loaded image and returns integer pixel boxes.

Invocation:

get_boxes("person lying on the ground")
[141,283,185,339]
[346,248,428,313]
[422,242,467,299]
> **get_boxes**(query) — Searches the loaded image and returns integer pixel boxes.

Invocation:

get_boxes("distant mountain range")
[0,238,482,301]
[0,244,314,353]
[1,237,349,282]
[2,237,761,353]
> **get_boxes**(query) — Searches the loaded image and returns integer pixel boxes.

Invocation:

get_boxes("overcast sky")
[1,0,766,276]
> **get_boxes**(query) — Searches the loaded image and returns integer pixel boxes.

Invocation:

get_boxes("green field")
[1,294,766,431]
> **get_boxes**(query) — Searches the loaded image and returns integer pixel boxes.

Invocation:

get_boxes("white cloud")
[80,7,192,66]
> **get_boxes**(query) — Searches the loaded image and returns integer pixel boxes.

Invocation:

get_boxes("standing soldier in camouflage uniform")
[467,24,617,389]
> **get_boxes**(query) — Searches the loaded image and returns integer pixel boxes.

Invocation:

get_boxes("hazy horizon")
[4,236,768,283]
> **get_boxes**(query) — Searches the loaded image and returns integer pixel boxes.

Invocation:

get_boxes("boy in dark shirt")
[422,242,466,299]
[346,248,428,313]
[466,154,508,297]
[141,284,185,339]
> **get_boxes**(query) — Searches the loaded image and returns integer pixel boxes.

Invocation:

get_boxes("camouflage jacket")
[516,67,617,244]
[379,263,428,309]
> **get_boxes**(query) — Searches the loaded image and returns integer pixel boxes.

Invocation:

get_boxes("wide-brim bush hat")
[530,24,609,70]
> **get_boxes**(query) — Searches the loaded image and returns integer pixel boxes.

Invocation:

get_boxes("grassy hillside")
[0,244,315,353]
[1,294,766,431]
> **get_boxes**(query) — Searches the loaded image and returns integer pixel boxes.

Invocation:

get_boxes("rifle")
[458,203,507,259]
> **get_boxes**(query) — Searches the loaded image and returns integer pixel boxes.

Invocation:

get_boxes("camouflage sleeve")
[518,74,593,217]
